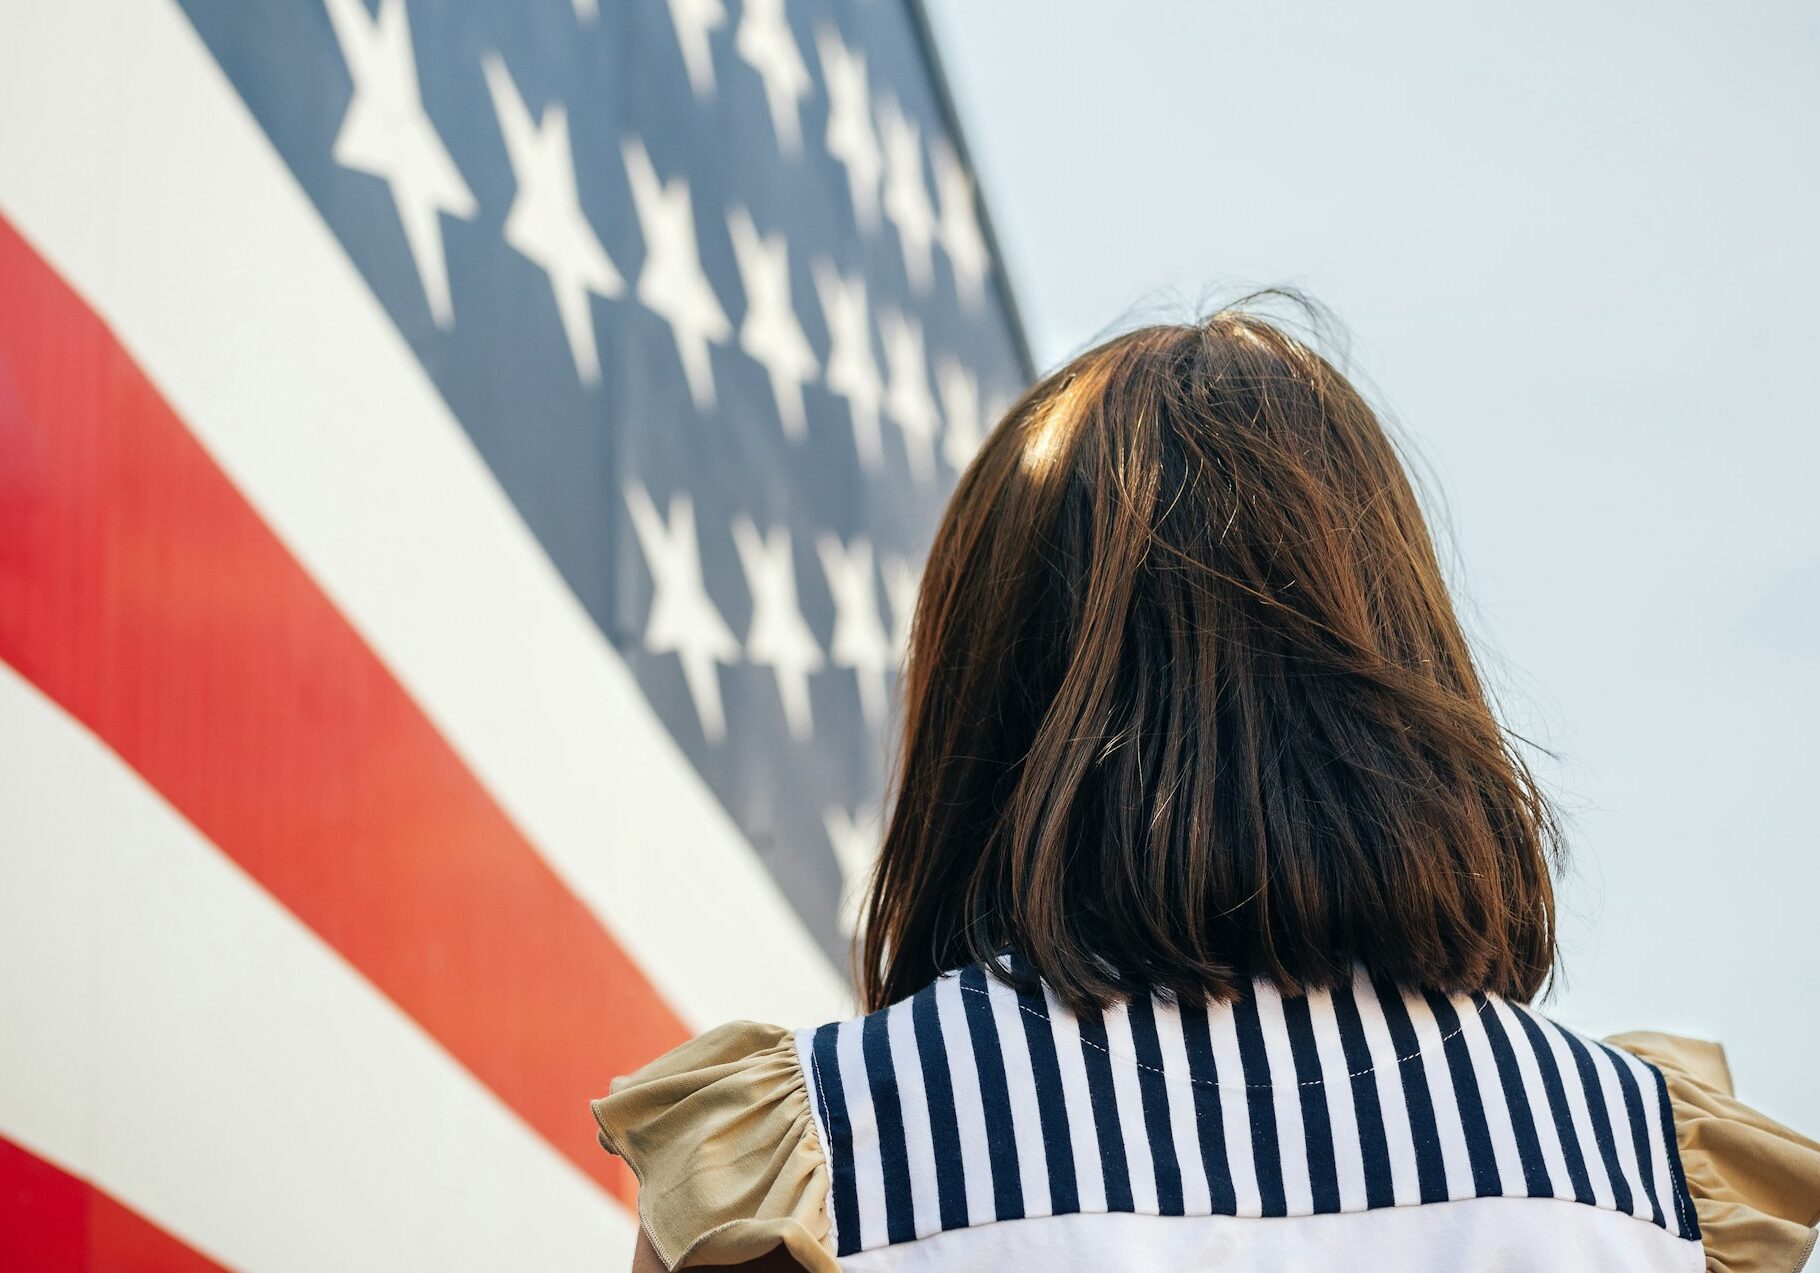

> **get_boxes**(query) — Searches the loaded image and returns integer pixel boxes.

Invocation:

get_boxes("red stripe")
[0,1136,230,1273]
[0,215,687,1206]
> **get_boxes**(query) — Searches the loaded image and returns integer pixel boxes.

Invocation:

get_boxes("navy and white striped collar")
[797,958,1699,1258]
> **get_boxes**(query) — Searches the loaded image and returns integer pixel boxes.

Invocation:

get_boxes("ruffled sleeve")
[1607,1030,1820,1273]
[592,1021,836,1272]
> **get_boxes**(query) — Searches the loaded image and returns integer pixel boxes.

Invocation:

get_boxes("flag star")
[324,0,476,328]
[817,27,882,232]
[932,138,991,305]
[666,0,727,99]
[625,483,740,743]
[881,553,921,665]
[728,207,818,440]
[731,517,824,740]
[937,356,985,471]
[736,0,811,156]
[482,55,623,386]
[879,309,941,483]
[823,804,881,936]
[817,533,893,729]
[878,94,936,292]
[624,138,732,411]
[813,260,885,471]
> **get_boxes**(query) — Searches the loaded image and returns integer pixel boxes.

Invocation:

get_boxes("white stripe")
[1487,998,1576,1200]
[836,1017,889,1249]
[1252,985,1315,1214]
[1040,984,1108,1214]
[1203,999,1265,1216]
[1101,1000,1160,1213]
[1588,1039,1652,1221]
[0,665,635,1271]
[1349,967,1423,1206]
[794,1195,1706,1270]
[1524,1009,1619,1210]
[983,973,1053,1218]
[1149,1001,1213,1215]
[885,1000,942,1239]
[1609,1043,1683,1232]
[1305,986,1369,1211]
[0,0,844,1034]
[1455,995,1527,1195]
[1403,990,1477,1199]
[934,975,996,1227]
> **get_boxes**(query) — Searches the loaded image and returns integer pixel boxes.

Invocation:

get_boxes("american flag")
[0,0,1030,1267]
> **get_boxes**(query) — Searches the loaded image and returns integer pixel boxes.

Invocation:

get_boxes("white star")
[813,260,885,471]
[727,207,818,440]
[878,93,936,292]
[324,0,476,328]
[879,309,941,483]
[932,138,990,305]
[937,356,985,471]
[881,553,920,666]
[731,517,824,740]
[736,0,811,156]
[623,137,732,411]
[817,26,882,232]
[667,0,727,99]
[572,0,597,22]
[817,533,893,729]
[482,55,623,385]
[823,804,881,936]
[625,483,740,743]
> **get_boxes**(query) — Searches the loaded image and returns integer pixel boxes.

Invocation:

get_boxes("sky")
[924,0,1819,1130]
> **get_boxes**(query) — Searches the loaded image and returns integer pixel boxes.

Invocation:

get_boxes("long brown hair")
[859,300,1561,1013]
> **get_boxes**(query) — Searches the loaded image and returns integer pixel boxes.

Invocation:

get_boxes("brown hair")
[859,300,1561,1013]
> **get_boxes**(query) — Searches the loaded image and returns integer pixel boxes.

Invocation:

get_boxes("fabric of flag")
[0,0,1031,1268]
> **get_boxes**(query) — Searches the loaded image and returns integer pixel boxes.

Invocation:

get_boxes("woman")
[595,308,1819,1271]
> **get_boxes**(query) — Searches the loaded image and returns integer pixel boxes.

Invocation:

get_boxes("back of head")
[861,302,1560,1013]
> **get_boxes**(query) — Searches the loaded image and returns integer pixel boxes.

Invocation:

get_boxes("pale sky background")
[924,0,1819,1130]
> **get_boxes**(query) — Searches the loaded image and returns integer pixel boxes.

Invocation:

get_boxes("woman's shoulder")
[593,981,1820,1273]
[1604,1029,1820,1273]
[593,1020,836,1272]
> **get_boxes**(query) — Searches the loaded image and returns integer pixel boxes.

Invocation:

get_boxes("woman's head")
[860,300,1561,1012]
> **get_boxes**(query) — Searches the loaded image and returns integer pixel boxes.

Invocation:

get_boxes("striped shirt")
[797,956,1702,1271]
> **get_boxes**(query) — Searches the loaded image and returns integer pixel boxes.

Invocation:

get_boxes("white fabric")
[837,1196,1706,1273]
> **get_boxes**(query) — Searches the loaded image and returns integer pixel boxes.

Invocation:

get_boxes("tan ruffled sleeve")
[1607,1030,1820,1273]
[593,1021,836,1272]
